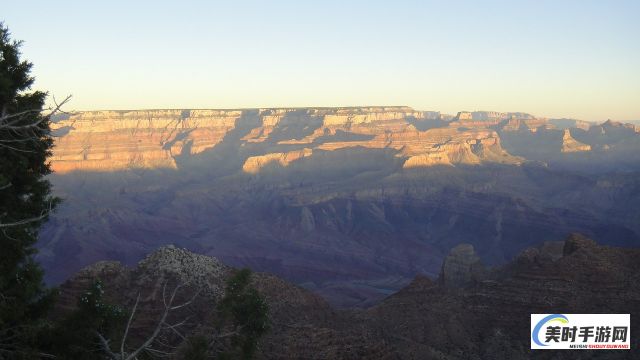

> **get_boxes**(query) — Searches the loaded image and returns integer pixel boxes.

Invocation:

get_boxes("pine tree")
[217,268,270,359]
[44,281,125,359]
[0,22,59,358]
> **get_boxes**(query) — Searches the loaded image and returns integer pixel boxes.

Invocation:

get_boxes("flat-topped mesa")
[499,118,549,132]
[548,118,593,130]
[50,106,520,174]
[401,128,518,168]
[452,111,539,128]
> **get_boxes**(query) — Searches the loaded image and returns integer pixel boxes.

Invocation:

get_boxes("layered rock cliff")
[51,107,640,174]
[50,107,521,174]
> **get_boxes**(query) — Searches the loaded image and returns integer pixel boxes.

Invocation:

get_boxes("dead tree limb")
[0,200,54,228]
[97,281,200,360]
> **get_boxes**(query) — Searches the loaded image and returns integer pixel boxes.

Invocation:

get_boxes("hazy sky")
[3,0,639,121]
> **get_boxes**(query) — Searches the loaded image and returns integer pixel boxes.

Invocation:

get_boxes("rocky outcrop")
[498,117,549,131]
[499,126,592,159]
[56,235,640,359]
[367,234,640,359]
[562,232,597,256]
[400,128,520,168]
[561,128,592,152]
[440,244,486,288]
[242,148,313,174]
[549,118,593,130]
[452,111,537,128]
[499,117,640,172]
[54,245,395,360]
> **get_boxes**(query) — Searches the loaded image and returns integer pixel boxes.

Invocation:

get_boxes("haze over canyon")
[40,106,640,307]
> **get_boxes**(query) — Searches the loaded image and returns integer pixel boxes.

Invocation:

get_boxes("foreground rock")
[55,245,396,359]
[57,234,640,359]
[440,244,487,288]
[368,233,640,359]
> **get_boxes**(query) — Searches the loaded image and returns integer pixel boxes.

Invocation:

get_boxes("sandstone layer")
[51,107,640,175]
[50,107,523,174]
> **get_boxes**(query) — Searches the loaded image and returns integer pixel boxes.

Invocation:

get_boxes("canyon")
[40,107,640,307]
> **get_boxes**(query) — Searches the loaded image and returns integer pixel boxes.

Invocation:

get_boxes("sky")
[3,0,639,121]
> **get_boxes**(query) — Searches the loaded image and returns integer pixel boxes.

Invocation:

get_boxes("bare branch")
[0,108,42,126]
[0,211,48,228]
[51,95,75,117]
[0,95,72,134]
[162,281,168,309]
[120,293,140,358]
[170,288,201,310]
[216,326,243,339]
[96,332,119,359]
[0,348,57,359]
[143,346,172,357]
[0,200,53,228]
[165,323,187,341]
[0,142,37,153]
[97,281,200,360]
[123,284,178,360]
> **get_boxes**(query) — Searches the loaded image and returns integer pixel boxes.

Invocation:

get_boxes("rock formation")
[561,128,592,152]
[498,117,640,172]
[440,244,486,288]
[549,118,593,130]
[40,107,640,307]
[367,233,640,359]
[54,245,392,359]
[55,235,640,359]
[50,107,640,175]
[50,107,523,174]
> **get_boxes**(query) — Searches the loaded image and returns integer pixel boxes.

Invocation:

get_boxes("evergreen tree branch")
[0,200,53,228]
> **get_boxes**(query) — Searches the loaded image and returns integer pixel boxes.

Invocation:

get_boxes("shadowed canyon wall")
[41,107,640,307]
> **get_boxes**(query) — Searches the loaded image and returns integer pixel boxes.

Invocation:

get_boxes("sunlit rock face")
[242,148,313,174]
[51,109,249,172]
[560,129,592,152]
[52,107,639,175]
[50,107,521,174]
